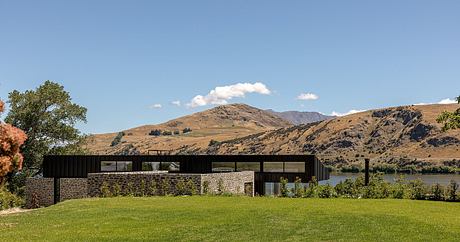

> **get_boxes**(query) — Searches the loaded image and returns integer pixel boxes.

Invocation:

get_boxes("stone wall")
[87,171,202,197]
[87,171,254,197]
[25,171,255,208]
[25,178,54,208]
[60,178,88,202]
[201,171,254,196]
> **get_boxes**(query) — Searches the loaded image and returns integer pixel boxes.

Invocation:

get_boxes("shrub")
[391,175,407,199]
[149,129,162,136]
[185,179,197,195]
[209,139,220,146]
[149,180,157,196]
[446,180,459,201]
[0,186,23,210]
[317,184,336,198]
[202,180,210,194]
[110,132,125,147]
[112,182,121,197]
[362,173,391,199]
[126,182,135,197]
[175,178,187,195]
[292,177,304,198]
[429,183,444,201]
[162,131,172,136]
[305,177,318,198]
[280,177,289,197]
[139,179,146,197]
[100,181,112,197]
[408,179,427,200]
[182,127,192,134]
[160,178,169,196]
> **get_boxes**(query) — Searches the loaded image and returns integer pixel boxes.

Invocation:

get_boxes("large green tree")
[5,81,87,172]
[436,95,460,131]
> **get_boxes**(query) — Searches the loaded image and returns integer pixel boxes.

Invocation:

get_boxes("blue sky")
[1,0,459,134]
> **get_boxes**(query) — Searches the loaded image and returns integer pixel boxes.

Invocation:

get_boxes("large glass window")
[212,162,235,172]
[161,162,180,172]
[236,162,260,172]
[101,161,132,172]
[284,162,305,173]
[263,162,284,172]
[142,162,160,171]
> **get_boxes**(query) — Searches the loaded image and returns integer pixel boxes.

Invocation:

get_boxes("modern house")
[26,154,329,207]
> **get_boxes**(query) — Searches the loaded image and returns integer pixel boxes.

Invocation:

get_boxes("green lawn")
[1,197,459,241]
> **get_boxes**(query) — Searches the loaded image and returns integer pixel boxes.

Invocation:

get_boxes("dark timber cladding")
[43,155,330,195]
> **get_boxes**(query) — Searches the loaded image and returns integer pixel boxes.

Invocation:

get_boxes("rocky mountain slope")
[86,103,291,154]
[186,104,460,171]
[266,109,334,125]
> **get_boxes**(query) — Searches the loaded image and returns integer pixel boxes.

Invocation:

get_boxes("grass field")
[1,196,459,241]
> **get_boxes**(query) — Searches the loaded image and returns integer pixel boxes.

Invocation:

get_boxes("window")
[263,162,283,172]
[212,162,235,172]
[284,162,305,173]
[263,162,306,173]
[236,162,260,172]
[160,162,180,172]
[142,162,160,171]
[101,161,132,172]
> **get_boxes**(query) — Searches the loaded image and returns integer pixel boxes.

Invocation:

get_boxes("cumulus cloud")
[149,104,162,109]
[171,100,181,106]
[297,92,319,100]
[187,82,271,108]
[330,109,367,117]
[414,98,457,106]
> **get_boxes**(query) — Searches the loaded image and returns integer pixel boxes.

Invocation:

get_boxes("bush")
[173,130,180,135]
[110,132,125,147]
[160,178,170,196]
[292,177,304,198]
[162,131,172,136]
[446,180,459,201]
[182,127,192,134]
[185,179,197,195]
[149,180,157,196]
[0,186,23,210]
[408,179,427,200]
[175,178,187,195]
[391,175,407,199]
[280,177,289,197]
[149,129,162,136]
[317,184,336,198]
[209,139,220,146]
[305,177,318,198]
[202,180,210,194]
[429,183,444,201]
[100,181,112,197]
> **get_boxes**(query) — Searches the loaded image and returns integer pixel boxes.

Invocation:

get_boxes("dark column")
[364,158,370,186]
[53,177,60,204]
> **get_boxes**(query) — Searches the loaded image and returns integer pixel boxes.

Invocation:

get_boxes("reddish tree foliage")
[0,100,27,184]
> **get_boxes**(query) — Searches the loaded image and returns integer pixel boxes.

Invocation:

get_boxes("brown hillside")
[85,103,292,154]
[195,104,460,169]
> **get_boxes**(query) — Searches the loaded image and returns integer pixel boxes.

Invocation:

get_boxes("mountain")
[85,103,292,155]
[266,109,334,125]
[189,104,460,171]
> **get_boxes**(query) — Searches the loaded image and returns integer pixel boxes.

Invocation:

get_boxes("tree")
[0,100,27,185]
[5,81,87,172]
[437,95,460,131]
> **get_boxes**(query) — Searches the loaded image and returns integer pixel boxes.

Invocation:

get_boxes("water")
[321,173,460,186]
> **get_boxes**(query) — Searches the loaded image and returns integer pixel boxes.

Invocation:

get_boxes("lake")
[321,173,460,186]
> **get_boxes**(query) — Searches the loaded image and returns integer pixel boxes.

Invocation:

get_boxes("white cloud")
[414,98,457,106]
[149,104,162,109]
[331,109,367,117]
[297,92,319,100]
[171,100,181,106]
[187,82,271,108]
